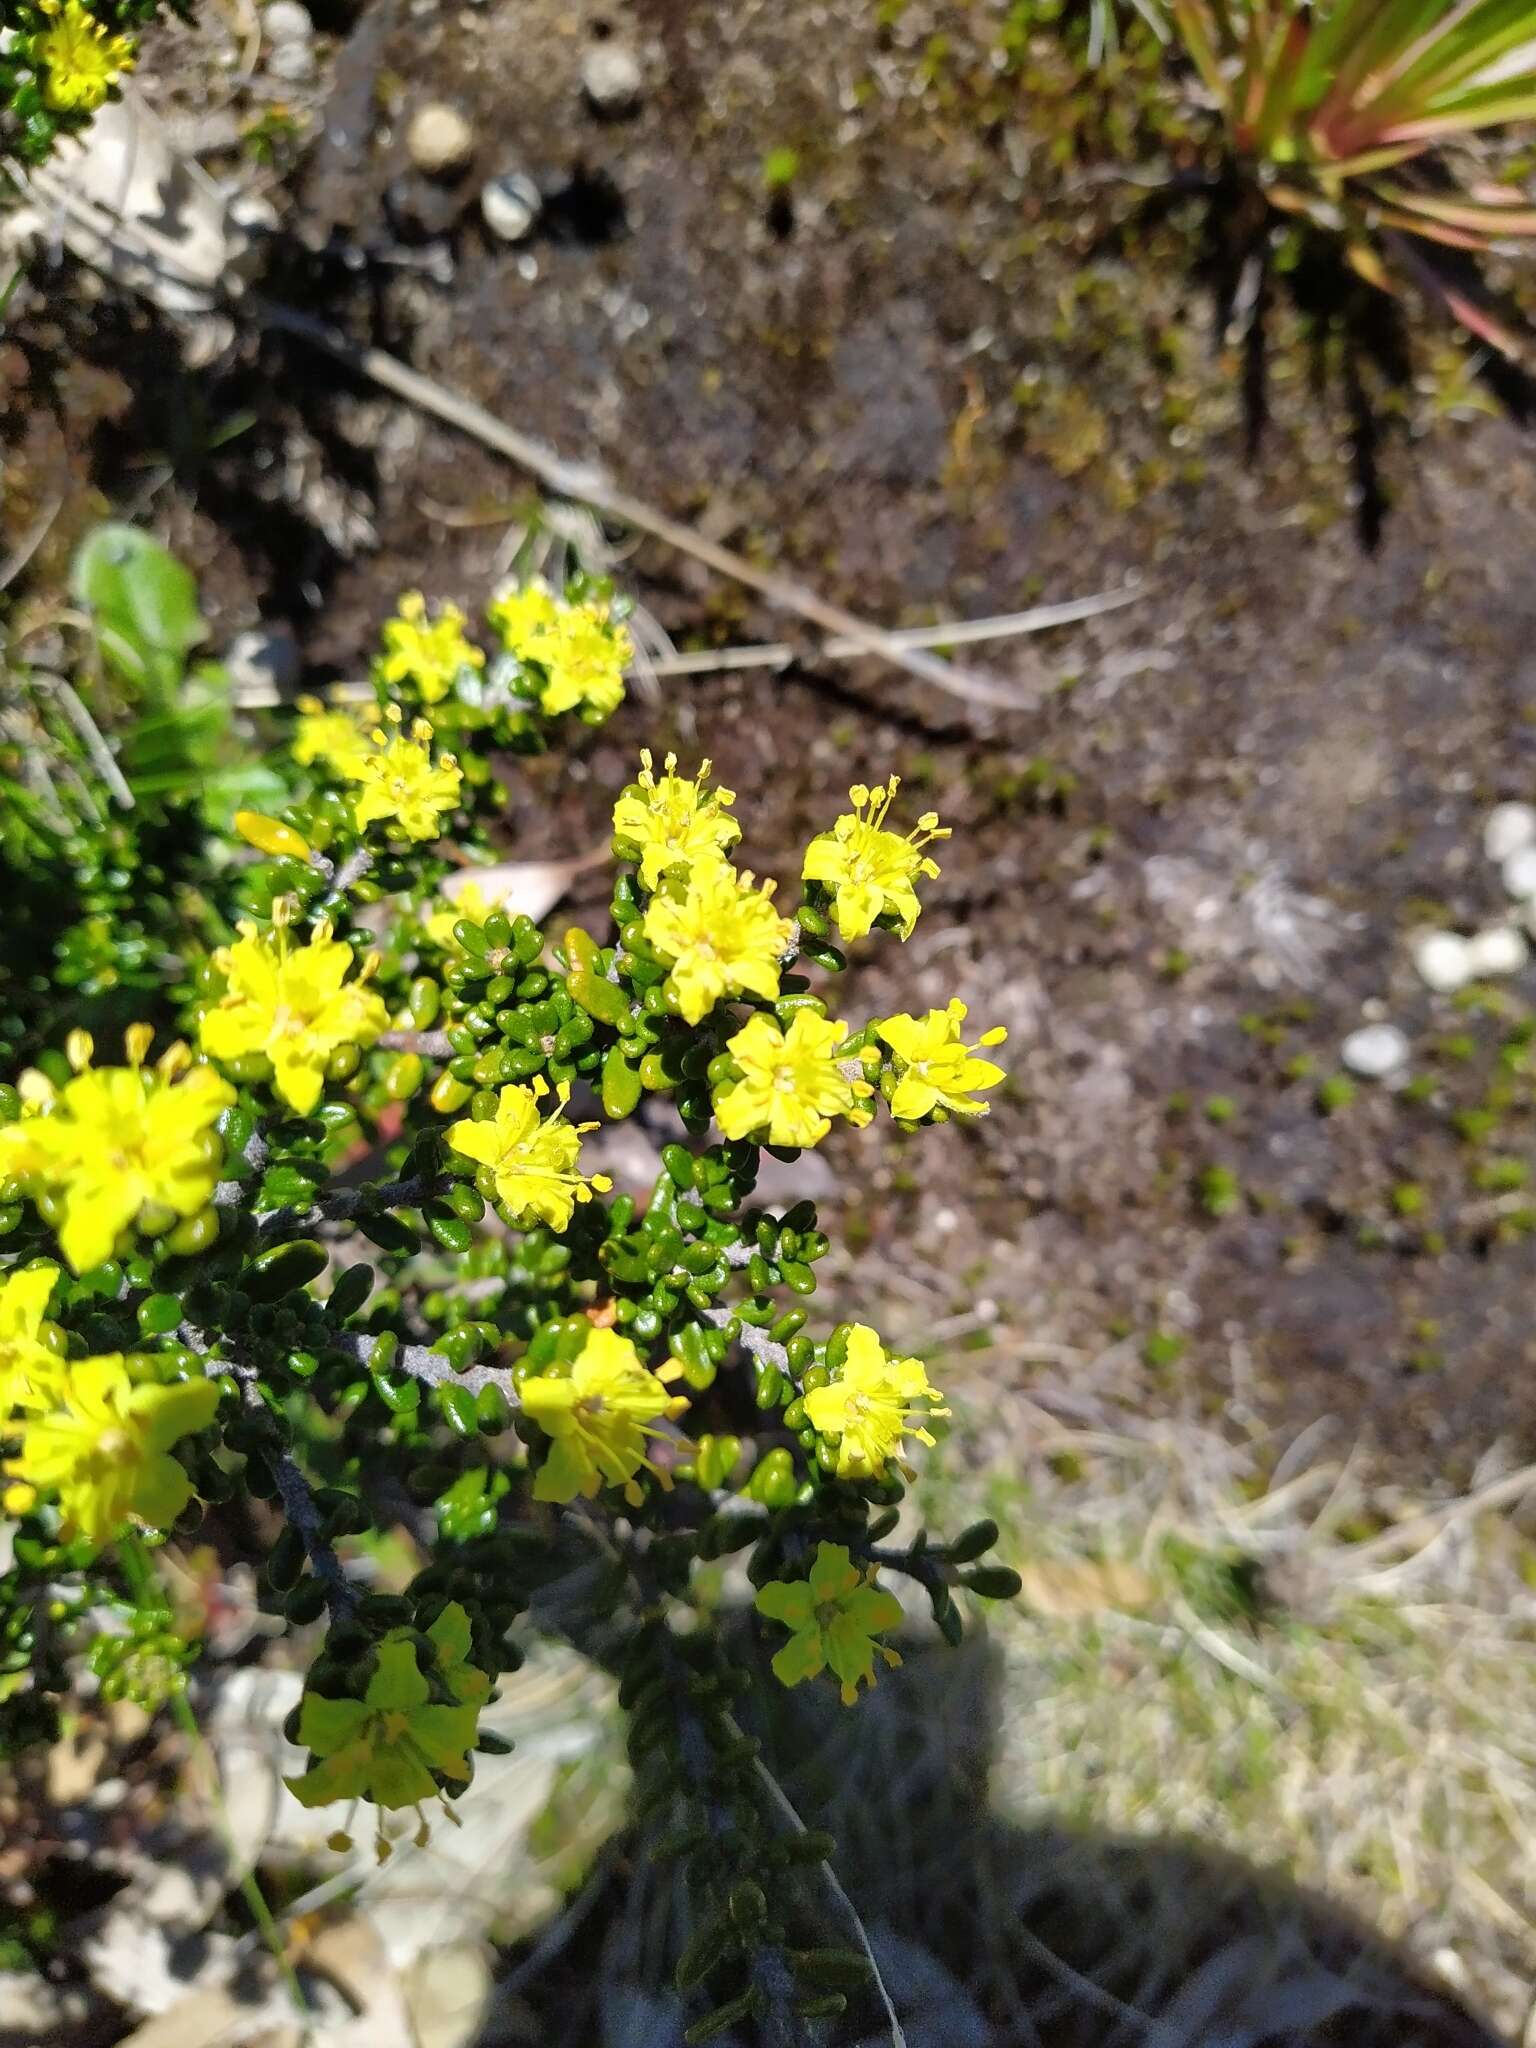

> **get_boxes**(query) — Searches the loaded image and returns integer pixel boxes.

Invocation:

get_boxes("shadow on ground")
[481,1623,1504,2048]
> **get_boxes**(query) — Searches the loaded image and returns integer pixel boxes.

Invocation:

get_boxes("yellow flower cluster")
[0,1264,64,1420]
[803,1325,947,1480]
[377,592,485,706]
[286,1604,488,1812]
[879,1001,1007,1120]
[346,716,463,842]
[802,777,950,943]
[488,576,632,719]
[37,0,135,113]
[714,1011,872,1149]
[291,695,374,778]
[756,1542,904,1706]
[611,752,741,891]
[447,1080,611,1230]
[3,1342,218,1547]
[200,919,388,1116]
[520,1326,690,1507]
[642,858,795,1025]
[0,1029,232,1274]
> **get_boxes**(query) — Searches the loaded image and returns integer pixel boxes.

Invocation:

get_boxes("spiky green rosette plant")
[1,1,178,165]
[1167,0,1536,346]
[0,543,1018,2041]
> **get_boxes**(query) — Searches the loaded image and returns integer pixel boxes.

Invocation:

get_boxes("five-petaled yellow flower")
[4,1356,219,1545]
[447,1079,611,1231]
[487,578,631,719]
[346,718,463,842]
[714,1011,871,1149]
[0,1029,233,1274]
[291,695,374,778]
[802,777,950,943]
[520,1325,689,1506]
[612,750,740,892]
[201,920,388,1116]
[0,1264,63,1420]
[803,1325,948,1480]
[877,1000,1007,1121]
[642,856,794,1025]
[37,0,136,112]
[755,1542,904,1706]
[377,592,485,705]
[286,1606,486,1811]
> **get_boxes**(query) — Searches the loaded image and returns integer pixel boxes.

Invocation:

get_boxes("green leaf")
[569,970,631,1028]
[70,524,207,701]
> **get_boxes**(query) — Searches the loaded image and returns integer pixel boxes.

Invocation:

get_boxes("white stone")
[1466,924,1529,978]
[262,0,312,44]
[1485,801,1536,864]
[1341,1023,1409,1079]
[407,103,475,178]
[1412,930,1474,993]
[1502,844,1536,901]
[224,626,301,705]
[581,41,643,115]
[480,172,541,243]
[267,35,315,79]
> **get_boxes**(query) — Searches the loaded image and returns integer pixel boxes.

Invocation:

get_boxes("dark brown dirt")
[16,0,1536,1481]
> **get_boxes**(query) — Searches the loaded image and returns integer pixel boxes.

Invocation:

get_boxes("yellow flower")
[201,920,388,1116]
[347,718,463,842]
[0,1031,233,1274]
[612,750,741,892]
[486,577,561,656]
[533,609,631,719]
[802,1325,948,1481]
[377,592,485,705]
[446,1079,611,1230]
[802,777,950,943]
[286,1607,485,1811]
[37,0,135,112]
[291,696,374,778]
[0,1263,63,1418]
[877,1000,1007,1120]
[5,1356,219,1546]
[487,578,630,719]
[714,1011,872,1149]
[642,856,794,1025]
[425,879,498,951]
[756,1542,904,1705]
[520,1326,689,1506]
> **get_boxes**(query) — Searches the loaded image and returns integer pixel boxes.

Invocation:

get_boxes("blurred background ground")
[6,0,1536,2041]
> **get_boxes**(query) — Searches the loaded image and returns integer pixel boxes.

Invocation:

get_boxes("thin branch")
[703,1302,790,1376]
[644,587,1146,678]
[377,1027,453,1057]
[267,1449,359,1620]
[251,296,1047,715]
[741,1732,907,2048]
[40,674,135,808]
[326,1326,519,1402]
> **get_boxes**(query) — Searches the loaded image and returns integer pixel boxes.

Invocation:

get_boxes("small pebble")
[267,36,315,80]
[1485,801,1536,865]
[1466,925,1529,978]
[480,172,541,243]
[1412,930,1473,994]
[407,103,476,179]
[1341,1023,1409,1080]
[224,626,301,704]
[581,40,643,117]
[262,0,313,44]
[1502,844,1536,901]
